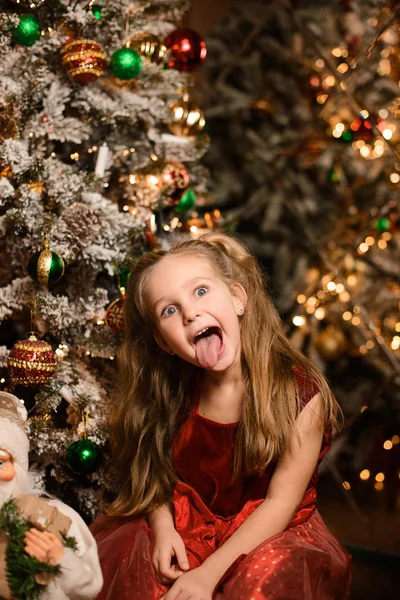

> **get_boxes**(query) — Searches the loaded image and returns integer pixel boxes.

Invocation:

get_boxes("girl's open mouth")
[193,327,224,368]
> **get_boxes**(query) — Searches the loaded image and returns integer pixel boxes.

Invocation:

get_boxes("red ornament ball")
[61,39,106,84]
[349,117,373,142]
[164,28,207,72]
[8,334,57,386]
[160,160,190,204]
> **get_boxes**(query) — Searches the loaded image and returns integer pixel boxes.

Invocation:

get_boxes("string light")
[342,481,351,490]
[375,472,385,482]
[347,274,357,286]
[382,128,393,140]
[391,337,400,350]
[339,291,351,302]
[383,440,393,450]
[360,469,370,480]
[293,316,306,327]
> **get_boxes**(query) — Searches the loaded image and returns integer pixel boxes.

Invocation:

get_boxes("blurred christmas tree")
[0,0,210,520]
[200,0,400,513]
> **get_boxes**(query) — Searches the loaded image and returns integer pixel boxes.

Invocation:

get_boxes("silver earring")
[239,308,244,314]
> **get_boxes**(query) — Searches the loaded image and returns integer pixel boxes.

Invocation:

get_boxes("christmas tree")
[0,0,209,520]
[200,0,400,530]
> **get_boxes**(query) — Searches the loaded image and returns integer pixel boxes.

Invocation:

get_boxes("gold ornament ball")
[105,296,125,333]
[126,32,167,65]
[27,240,65,286]
[168,99,206,137]
[61,39,106,84]
[130,160,189,209]
[315,327,347,362]
[8,334,57,386]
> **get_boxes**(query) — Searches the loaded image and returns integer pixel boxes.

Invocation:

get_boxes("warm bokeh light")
[293,316,306,327]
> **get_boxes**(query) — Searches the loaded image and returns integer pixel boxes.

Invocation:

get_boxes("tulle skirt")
[90,481,351,600]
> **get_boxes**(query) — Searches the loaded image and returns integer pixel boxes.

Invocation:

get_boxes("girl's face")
[144,255,246,372]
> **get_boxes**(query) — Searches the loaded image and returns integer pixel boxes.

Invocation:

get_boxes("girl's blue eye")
[162,306,177,318]
[0,462,4,467]
[195,286,208,297]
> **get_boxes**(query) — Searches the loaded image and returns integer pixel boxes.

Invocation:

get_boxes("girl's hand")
[160,566,215,600]
[24,528,64,565]
[152,527,189,584]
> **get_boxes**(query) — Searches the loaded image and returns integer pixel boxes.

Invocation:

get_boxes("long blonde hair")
[106,233,342,516]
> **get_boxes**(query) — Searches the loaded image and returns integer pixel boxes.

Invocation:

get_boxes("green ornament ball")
[12,14,41,47]
[114,270,130,291]
[28,241,65,286]
[340,130,352,143]
[375,218,391,232]
[66,439,101,475]
[174,188,197,213]
[110,47,142,80]
[91,4,102,19]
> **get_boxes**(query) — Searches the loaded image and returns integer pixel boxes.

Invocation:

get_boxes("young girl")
[91,233,351,600]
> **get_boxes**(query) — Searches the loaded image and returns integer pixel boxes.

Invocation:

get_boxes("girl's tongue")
[195,332,222,368]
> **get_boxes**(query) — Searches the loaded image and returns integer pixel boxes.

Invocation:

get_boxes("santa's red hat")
[0,392,29,472]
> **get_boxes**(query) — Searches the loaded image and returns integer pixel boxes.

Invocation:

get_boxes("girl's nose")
[182,306,200,324]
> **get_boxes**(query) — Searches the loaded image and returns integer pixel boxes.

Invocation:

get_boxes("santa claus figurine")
[0,391,103,599]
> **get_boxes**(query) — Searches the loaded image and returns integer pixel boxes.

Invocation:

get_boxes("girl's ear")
[154,329,175,355]
[231,282,247,315]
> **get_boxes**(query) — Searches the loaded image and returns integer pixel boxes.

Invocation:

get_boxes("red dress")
[91,372,351,599]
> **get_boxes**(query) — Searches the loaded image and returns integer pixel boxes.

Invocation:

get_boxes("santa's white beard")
[0,463,34,505]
